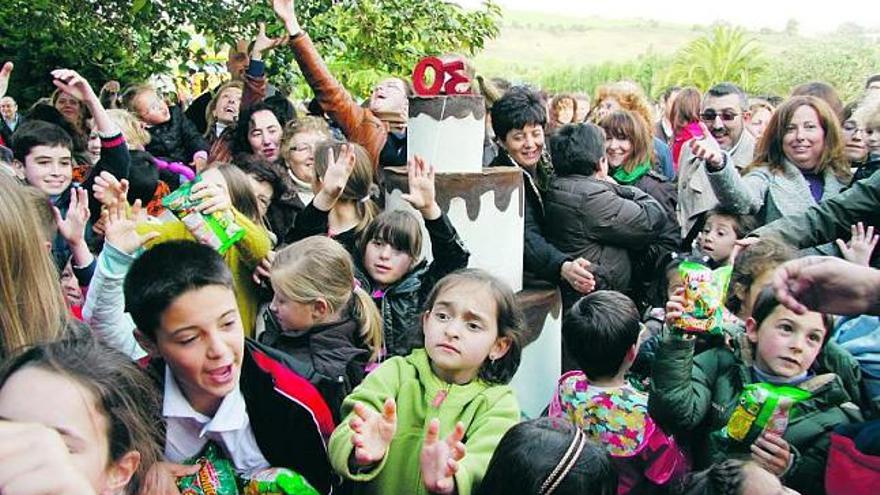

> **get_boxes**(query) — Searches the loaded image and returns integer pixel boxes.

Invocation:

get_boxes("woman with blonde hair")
[281,115,332,204]
[204,80,244,144]
[593,81,675,179]
[697,95,851,226]
[0,176,69,357]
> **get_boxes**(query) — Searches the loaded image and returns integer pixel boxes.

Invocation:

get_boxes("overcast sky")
[454,0,880,34]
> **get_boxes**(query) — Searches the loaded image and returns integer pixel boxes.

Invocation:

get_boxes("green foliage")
[755,36,880,102]
[661,25,767,93]
[536,52,673,98]
[0,0,501,105]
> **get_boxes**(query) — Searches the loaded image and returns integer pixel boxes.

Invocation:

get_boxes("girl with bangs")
[356,156,470,359]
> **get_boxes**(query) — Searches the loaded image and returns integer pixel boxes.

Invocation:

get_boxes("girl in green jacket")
[649,286,863,495]
[328,269,526,495]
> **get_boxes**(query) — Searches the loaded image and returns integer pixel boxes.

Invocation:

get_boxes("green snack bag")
[722,382,811,445]
[177,442,240,495]
[674,261,733,334]
[242,468,319,495]
[162,175,245,254]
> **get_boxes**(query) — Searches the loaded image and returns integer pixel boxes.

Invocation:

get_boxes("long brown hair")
[670,87,702,135]
[593,81,655,129]
[0,176,68,358]
[599,110,654,171]
[746,95,851,182]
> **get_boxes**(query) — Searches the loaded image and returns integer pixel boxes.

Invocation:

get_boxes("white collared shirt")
[162,366,270,476]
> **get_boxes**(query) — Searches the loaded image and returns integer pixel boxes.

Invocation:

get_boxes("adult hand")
[0,421,97,495]
[138,461,199,495]
[420,419,465,495]
[100,80,121,94]
[251,22,289,60]
[349,398,397,467]
[104,200,159,254]
[53,188,90,247]
[271,0,303,36]
[561,258,595,294]
[313,144,356,211]
[0,61,12,99]
[773,255,880,316]
[689,123,725,170]
[751,432,791,477]
[253,250,277,285]
[401,155,441,220]
[93,171,130,207]
[836,222,879,267]
[50,69,98,105]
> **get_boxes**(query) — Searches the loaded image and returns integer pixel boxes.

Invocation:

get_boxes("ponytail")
[352,286,384,362]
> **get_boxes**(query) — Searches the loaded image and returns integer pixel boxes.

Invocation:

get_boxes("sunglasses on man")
[700,110,739,122]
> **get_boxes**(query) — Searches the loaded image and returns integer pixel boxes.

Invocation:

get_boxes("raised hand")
[50,69,97,105]
[92,171,130,207]
[664,286,687,327]
[420,419,466,494]
[53,188,90,248]
[0,61,12,99]
[251,22,289,60]
[103,199,159,254]
[401,155,441,219]
[689,123,725,170]
[271,0,303,36]
[837,222,879,267]
[350,398,397,467]
[313,144,356,211]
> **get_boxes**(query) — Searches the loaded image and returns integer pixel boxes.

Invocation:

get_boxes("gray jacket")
[707,158,847,226]
[676,131,756,238]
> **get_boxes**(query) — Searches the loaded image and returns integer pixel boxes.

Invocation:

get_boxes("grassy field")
[475,9,805,82]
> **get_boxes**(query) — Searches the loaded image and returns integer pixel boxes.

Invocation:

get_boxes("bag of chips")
[162,175,245,254]
[177,442,240,495]
[722,382,811,446]
[674,261,733,335]
[242,468,319,495]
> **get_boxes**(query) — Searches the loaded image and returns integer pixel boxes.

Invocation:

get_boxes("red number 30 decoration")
[412,57,472,96]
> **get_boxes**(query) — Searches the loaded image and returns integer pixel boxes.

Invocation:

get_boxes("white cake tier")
[407,95,485,174]
[384,167,524,293]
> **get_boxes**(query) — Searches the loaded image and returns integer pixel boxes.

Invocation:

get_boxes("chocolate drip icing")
[516,288,562,346]
[409,95,486,120]
[384,166,523,221]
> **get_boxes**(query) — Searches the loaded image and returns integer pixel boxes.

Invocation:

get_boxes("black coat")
[145,105,209,164]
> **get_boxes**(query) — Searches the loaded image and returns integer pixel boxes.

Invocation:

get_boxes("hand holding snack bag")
[162,175,245,254]
[177,442,240,495]
[242,468,320,495]
[722,383,811,446]
[674,261,733,335]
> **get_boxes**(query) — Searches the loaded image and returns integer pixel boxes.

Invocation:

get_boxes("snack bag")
[674,261,733,334]
[162,176,245,254]
[242,468,319,495]
[177,442,240,495]
[722,383,811,445]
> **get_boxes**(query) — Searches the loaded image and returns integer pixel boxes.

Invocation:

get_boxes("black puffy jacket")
[145,105,209,164]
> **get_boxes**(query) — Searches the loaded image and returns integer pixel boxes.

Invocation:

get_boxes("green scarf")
[612,160,652,185]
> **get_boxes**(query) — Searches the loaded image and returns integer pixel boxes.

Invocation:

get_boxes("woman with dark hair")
[490,86,596,295]
[694,95,851,226]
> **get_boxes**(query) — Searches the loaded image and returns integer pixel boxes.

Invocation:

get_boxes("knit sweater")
[328,349,520,495]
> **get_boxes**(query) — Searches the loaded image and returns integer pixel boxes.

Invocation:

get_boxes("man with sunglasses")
[677,82,756,245]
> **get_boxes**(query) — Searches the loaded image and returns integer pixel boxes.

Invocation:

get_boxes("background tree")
[0,0,501,106]
[661,25,767,92]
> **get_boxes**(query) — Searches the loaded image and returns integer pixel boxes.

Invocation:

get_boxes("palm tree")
[662,25,766,92]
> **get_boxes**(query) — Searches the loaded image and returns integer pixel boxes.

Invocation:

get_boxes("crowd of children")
[5,2,880,494]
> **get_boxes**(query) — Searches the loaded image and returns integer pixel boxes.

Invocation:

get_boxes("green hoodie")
[328,349,520,495]
[648,333,864,495]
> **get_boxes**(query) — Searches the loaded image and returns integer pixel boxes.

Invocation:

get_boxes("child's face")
[153,285,244,416]
[867,125,880,155]
[270,291,319,333]
[665,267,683,301]
[747,305,826,378]
[135,90,171,126]
[699,215,738,263]
[21,145,74,195]
[422,280,511,385]
[61,260,84,307]
[0,366,120,493]
[363,239,414,288]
